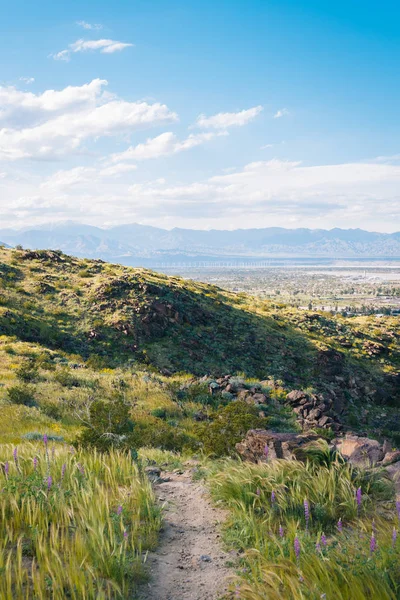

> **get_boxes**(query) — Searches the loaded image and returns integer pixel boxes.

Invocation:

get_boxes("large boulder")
[236,429,320,463]
[333,434,384,467]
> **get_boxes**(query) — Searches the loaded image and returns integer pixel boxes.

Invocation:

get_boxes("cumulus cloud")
[109,131,227,163]
[0,79,107,126]
[0,79,178,160]
[273,108,290,118]
[19,77,35,85]
[77,21,103,30]
[52,38,133,61]
[195,106,263,129]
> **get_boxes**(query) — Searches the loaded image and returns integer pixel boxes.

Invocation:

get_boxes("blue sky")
[0,0,399,231]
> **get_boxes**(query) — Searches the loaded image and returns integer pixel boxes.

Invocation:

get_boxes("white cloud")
[3,150,400,232]
[40,162,138,191]
[109,131,227,163]
[53,38,134,61]
[77,21,103,30]
[195,106,263,129]
[19,77,35,85]
[52,50,71,62]
[0,79,107,125]
[115,159,400,228]
[0,80,178,160]
[273,108,290,118]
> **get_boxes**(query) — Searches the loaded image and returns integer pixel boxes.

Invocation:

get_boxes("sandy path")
[138,471,234,600]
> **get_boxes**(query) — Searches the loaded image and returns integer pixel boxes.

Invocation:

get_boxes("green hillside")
[0,247,399,402]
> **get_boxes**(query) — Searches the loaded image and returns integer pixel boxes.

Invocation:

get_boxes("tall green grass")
[209,449,400,599]
[0,442,161,599]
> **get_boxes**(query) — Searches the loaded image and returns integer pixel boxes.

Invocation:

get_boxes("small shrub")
[39,400,64,420]
[76,397,135,452]
[197,400,269,457]
[131,414,198,452]
[7,384,37,407]
[54,369,82,388]
[15,359,39,383]
[23,431,64,442]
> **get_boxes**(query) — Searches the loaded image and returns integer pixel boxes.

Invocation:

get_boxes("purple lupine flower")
[271,490,276,505]
[392,528,397,547]
[304,499,310,530]
[279,524,284,538]
[337,518,343,533]
[47,476,52,491]
[264,444,269,459]
[320,533,327,547]
[61,464,66,479]
[43,434,48,447]
[356,487,362,513]
[123,530,128,539]
[235,586,241,598]
[117,505,123,515]
[51,446,55,461]
[33,456,38,470]
[370,533,376,554]
[396,500,400,521]
[256,488,261,496]
[294,536,301,560]
[4,461,9,476]
[13,447,18,466]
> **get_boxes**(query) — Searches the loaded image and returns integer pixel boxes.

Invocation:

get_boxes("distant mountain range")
[1,222,400,265]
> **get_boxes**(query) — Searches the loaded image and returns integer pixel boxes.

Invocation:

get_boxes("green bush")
[39,400,64,421]
[15,359,39,383]
[23,431,64,442]
[131,414,198,452]
[54,369,82,388]
[7,384,37,407]
[75,396,135,452]
[197,400,269,457]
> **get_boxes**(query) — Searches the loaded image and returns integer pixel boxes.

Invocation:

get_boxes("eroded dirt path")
[138,471,234,600]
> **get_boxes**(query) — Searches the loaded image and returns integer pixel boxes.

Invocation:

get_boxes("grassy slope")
[0,247,398,395]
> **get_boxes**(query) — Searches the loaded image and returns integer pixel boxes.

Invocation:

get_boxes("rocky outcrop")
[236,429,320,463]
[286,390,343,432]
[238,428,400,497]
[204,376,345,433]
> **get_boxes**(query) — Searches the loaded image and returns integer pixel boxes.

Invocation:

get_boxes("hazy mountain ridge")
[1,222,399,263]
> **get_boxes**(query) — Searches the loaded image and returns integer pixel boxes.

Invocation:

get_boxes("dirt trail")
[138,471,234,600]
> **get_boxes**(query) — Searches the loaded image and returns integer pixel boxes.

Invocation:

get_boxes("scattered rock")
[236,429,320,463]
[145,466,162,482]
[200,555,212,563]
[285,390,342,432]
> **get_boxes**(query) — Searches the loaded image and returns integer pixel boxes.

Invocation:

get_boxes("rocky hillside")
[0,247,399,430]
